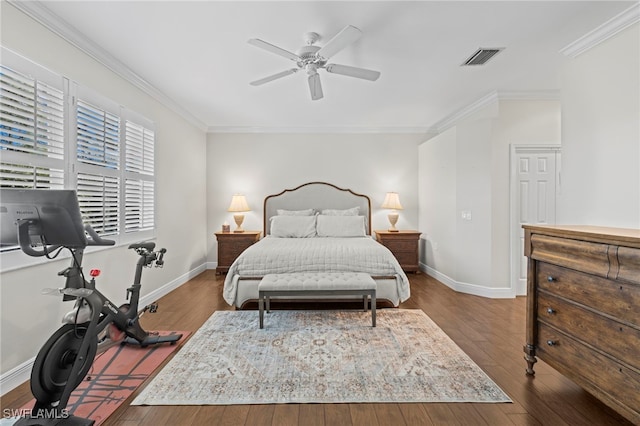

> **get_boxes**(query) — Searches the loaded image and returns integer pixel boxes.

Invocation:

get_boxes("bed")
[222,182,411,309]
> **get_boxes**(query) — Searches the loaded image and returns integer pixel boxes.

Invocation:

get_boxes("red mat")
[22,331,188,425]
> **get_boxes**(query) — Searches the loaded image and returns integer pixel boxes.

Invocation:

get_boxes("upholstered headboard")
[263,182,372,235]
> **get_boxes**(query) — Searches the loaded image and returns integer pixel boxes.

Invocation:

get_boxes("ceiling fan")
[248,25,381,101]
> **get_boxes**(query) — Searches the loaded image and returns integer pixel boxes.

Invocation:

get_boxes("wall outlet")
[461,210,472,221]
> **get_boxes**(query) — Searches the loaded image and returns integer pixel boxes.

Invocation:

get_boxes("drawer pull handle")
[547,276,556,282]
[546,307,556,315]
[546,340,558,346]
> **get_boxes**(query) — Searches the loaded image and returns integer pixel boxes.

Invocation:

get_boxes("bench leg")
[258,292,264,329]
[363,295,367,312]
[371,291,376,327]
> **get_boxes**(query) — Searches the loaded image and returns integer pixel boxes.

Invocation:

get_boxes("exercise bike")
[1,189,181,426]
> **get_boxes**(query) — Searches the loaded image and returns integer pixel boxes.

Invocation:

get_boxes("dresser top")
[523,224,640,247]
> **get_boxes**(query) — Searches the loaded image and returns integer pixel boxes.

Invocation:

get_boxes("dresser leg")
[524,344,537,375]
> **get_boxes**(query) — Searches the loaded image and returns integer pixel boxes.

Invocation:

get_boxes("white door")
[510,145,560,296]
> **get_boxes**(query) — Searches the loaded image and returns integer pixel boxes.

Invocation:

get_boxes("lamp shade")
[381,192,403,210]
[228,194,250,212]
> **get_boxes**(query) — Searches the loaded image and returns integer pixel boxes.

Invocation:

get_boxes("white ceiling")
[19,1,637,133]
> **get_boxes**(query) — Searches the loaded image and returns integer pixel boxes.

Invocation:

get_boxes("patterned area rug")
[132,310,510,405]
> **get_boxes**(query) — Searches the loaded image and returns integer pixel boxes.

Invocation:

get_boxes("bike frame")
[60,245,161,347]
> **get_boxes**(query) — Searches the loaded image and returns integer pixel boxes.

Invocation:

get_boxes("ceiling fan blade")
[248,38,300,62]
[250,69,299,86]
[325,63,380,81]
[308,73,323,100]
[315,25,362,60]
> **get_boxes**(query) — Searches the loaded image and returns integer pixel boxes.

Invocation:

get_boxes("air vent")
[462,48,504,66]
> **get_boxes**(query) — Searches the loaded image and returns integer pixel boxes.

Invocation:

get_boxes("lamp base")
[233,214,245,233]
[387,211,399,232]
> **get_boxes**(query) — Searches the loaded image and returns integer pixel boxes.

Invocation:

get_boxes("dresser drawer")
[617,246,640,285]
[538,262,640,326]
[538,291,640,369]
[537,323,640,418]
[530,234,610,278]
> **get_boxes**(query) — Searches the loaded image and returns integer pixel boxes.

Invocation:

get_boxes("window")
[1,48,156,259]
[0,62,65,190]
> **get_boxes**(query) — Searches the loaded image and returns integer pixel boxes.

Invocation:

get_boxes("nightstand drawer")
[374,230,421,273]
[215,231,261,274]
[382,240,416,253]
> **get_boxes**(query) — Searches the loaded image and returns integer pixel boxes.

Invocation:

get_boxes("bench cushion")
[259,272,376,292]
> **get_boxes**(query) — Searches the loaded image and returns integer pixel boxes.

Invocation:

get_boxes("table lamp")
[381,192,403,232]
[228,194,250,233]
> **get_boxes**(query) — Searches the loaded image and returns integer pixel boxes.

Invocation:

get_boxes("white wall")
[418,99,561,297]
[558,23,640,228]
[0,4,208,385]
[206,133,424,265]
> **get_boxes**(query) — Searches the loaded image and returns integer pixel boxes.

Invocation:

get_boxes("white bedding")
[223,236,410,306]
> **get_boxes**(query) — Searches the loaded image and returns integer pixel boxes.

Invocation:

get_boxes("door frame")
[509,144,561,296]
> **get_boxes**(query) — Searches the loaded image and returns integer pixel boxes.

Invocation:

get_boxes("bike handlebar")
[84,224,115,246]
[16,221,114,257]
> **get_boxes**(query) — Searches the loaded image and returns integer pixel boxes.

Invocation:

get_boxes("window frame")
[1,47,156,272]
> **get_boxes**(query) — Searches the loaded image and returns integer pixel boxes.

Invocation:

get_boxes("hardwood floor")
[1,271,632,425]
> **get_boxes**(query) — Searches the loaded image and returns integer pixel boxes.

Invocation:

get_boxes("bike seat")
[129,241,156,251]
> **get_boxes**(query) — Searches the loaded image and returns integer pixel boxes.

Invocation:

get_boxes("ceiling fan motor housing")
[296,45,326,68]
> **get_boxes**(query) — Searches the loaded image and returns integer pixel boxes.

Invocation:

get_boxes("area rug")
[20,331,188,425]
[132,310,510,405]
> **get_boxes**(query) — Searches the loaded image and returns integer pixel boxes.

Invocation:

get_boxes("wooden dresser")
[374,230,421,273]
[523,225,640,424]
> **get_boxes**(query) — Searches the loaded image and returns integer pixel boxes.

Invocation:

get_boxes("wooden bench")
[258,272,377,328]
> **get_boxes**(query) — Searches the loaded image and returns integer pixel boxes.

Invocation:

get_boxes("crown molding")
[207,126,438,135]
[561,2,640,58]
[434,91,499,133]
[433,90,560,134]
[8,0,208,132]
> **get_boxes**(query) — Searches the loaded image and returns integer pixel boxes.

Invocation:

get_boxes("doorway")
[510,144,561,295]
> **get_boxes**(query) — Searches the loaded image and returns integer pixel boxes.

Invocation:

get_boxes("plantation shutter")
[0,64,65,189]
[76,173,120,235]
[76,99,120,169]
[75,98,121,235]
[124,120,155,232]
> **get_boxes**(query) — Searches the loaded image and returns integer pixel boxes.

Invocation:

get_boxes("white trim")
[433,90,560,134]
[421,263,515,299]
[8,0,207,132]
[434,91,499,133]
[0,262,207,396]
[561,3,640,58]
[207,126,438,135]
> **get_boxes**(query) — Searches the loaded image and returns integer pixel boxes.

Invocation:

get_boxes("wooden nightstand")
[214,231,261,274]
[374,230,422,273]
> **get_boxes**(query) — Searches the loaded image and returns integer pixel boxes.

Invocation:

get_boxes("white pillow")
[321,206,360,216]
[270,215,317,238]
[316,215,366,237]
[276,208,315,216]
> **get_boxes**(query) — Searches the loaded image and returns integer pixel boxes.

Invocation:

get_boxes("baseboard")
[0,262,207,397]
[420,263,515,299]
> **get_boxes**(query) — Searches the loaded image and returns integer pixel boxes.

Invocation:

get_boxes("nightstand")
[214,231,261,274]
[374,230,422,273]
